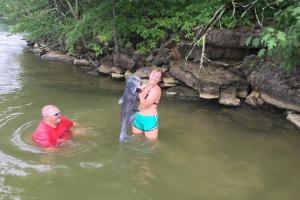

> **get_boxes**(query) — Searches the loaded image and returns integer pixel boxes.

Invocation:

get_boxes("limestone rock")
[242,55,300,112]
[134,66,157,78]
[219,88,241,106]
[245,90,264,106]
[162,77,176,84]
[287,112,300,129]
[41,51,74,63]
[74,59,89,66]
[177,41,254,61]
[113,53,135,70]
[111,66,126,74]
[164,86,199,100]
[237,90,248,98]
[97,64,112,75]
[145,54,154,63]
[111,73,125,80]
[169,61,242,100]
[152,48,171,66]
[206,28,260,48]
[124,70,133,79]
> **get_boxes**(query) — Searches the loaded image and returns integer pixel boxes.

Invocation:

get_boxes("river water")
[1,18,300,200]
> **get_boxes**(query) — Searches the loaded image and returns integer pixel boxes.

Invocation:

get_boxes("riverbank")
[26,29,300,130]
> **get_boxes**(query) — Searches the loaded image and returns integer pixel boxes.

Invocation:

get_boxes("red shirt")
[32,116,73,147]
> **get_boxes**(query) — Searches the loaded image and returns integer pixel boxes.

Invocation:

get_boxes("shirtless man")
[132,69,162,140]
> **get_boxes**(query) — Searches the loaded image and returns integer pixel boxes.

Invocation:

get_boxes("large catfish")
[118,75,141,142]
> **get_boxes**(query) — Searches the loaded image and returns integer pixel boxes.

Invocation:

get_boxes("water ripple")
[0,151,52,176]
[10,121,45,154]
[0,113,22,129]
[58,139,98,157]
[10,118,98,158]
[0,151,53,199]
[79,161,104,169]
[0,177,22,199]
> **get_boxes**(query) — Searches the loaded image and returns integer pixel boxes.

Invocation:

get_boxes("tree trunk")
[112,0,119,54]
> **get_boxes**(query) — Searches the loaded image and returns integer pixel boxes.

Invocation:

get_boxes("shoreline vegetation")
[1,0,300,129]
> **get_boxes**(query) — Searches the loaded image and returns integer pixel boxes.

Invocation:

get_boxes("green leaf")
[276,31,286,42]
[267,38,277,50]
[258,49,266,57]
[252,38,260,47]
[245,37,252,46]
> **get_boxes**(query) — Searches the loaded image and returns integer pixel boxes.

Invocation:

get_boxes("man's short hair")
[42,105,59,117]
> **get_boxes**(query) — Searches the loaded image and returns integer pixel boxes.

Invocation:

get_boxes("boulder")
[219,88,241,106]
[237,90,248,98]
[111,66,126,74]
[164,86,199,101]
[111,73,125,80]
[206,28,260,48]
[287,112,300,129]
[113,53,135,70]
[124,70,133,79]
[245,90,264,106]
[134,66,158,78]
[161,76,177,88]
[97,63,112,75]
[242,56,300,112]
[177,41,254,61]
[169,61,243,100]
[145,54,154,63]
[74,59,89,66]
[41,51,74,63]
[152,48,171,66]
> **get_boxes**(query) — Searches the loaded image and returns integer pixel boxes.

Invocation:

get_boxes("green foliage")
[247,1,300,71]
[64,3,113,54]
[2,0,300,71]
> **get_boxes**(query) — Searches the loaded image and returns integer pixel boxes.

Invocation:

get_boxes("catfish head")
[118,75,141,104]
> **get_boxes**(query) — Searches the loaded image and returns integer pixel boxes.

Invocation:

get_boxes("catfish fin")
[118,96,124,104]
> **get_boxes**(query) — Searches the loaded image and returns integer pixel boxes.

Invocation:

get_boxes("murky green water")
[1,18,300,200]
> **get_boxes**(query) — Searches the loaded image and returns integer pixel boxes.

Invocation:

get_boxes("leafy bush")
[246,0,300,71]
[2,0,300,71]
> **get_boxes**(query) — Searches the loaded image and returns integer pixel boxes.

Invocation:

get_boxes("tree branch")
[64,0,79,19]
[186,5,226,71]
[199,33,206,71]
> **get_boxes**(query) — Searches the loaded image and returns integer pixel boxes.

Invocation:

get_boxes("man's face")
[45,108,61,125]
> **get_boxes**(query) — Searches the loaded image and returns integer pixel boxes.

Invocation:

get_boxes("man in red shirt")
[32,105,74,147]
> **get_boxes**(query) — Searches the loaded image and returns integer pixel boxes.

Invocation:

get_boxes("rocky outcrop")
[74,59,89,66]
[245,90,264,106]
[219,87,241,106]
[287,112,300,129]
[242,56,300,113]
[176,28,260,61]
[164,86,199,101]
[177,42,254,61]
[113,53,135,70]
[97,64,125,77]
[206,28,260,48]
[152,48,172,66]
[41,51,74,63]
[169,61,247,105]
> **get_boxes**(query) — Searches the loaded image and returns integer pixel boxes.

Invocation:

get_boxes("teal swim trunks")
[133,113,159,132]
